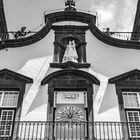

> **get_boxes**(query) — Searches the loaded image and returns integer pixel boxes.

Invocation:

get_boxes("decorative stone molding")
[50,61,90,69]
[1,10,140,50]
[0,68,33,84]
[41,69,100,85]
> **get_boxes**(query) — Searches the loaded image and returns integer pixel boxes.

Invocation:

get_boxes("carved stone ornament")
[62,40,78,63]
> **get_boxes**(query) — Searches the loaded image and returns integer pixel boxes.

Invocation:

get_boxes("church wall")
[86,30,140,78]
[0,26,140,121]
[0,30,54,71]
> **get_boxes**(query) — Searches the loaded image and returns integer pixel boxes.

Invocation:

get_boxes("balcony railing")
[103,32,140,42]
[0,121,140,140]
[0,31,37,41]
[1,31,140,43]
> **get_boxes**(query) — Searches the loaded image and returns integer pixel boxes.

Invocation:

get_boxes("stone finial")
[65,0,76,11]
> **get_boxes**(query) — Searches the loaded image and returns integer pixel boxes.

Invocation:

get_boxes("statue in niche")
[62,40,78,63]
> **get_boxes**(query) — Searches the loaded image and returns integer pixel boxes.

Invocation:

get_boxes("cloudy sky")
[3,0,138,32]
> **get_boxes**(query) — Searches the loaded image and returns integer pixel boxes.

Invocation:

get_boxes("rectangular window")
[0,91,19,107]
[0,110,14,137]
[123,92,140,108]
[0,90,19,137]
[127,111,140,138]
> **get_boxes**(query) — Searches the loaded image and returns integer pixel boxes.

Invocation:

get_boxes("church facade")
[0,0,140,139]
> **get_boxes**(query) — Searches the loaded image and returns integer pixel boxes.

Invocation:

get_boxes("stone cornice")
[0,68,33,84]
[41,69,100,85]
[44,10,96,24]
[109,69,140,85]
[50,61,90,69]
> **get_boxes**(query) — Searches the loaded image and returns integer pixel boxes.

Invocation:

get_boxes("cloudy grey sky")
[3,0,138,32]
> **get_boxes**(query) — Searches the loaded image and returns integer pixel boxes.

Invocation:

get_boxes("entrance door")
[54,91,87,140]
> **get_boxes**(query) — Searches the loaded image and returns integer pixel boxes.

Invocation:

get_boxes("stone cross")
[65,0,75,7]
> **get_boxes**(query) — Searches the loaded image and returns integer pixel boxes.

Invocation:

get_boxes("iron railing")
[0,121,140,140]
[0,31,140,44]
[0,31,37,41]
[1,31,140,43]
[103,32,140,41]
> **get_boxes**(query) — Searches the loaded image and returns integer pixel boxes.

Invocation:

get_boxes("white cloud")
[96,7,114,23]
[90,0,137,31]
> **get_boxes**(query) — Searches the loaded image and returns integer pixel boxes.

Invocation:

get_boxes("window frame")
[122,91,140,138]
[0,110,15,137]
[0,90,19,108]
[0,90,19,138]
[126,111,140,138]
[122,92,140,109]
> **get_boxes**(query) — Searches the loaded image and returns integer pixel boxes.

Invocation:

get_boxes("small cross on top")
[65,0,75,7]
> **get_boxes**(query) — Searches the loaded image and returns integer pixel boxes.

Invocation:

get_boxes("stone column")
[53,42,60,63]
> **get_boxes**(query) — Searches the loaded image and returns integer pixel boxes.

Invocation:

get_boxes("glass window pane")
[0,110,14,137]
[2,91,19,107]
[123,92,139,108]
[127,111,140,137]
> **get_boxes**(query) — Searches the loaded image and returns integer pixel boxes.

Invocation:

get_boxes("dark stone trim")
[50,61,90,69]
[52,25,89,31]
[1,10,140,50]
[46,69,96,123]
[0,21,52,49]
[109,70,140,139]
[45,11,96,24]
[41,69,100,85]
[109,69,140,112]
[89,22,140,50]
[0,79,28,138]
[0,0,8,35]
[0,68,31,138]
[0,68,33,83]
[132,1,140,33]
[109,69,140,84]
[47,82,94,118]
[115,85,131,139]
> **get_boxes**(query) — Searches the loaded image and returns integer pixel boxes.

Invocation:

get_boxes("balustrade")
[0,121,139,140]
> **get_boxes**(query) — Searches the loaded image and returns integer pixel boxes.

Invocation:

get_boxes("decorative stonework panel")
[55,105,85,122]
[55,91,85,105]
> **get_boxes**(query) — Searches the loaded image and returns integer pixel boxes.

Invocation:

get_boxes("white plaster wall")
[0,30,54,121]
[1,26,140,121]
[0,30,54,71]
[86,30,140,78]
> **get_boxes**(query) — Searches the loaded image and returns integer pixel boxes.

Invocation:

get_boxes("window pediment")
[41,69,100,85]
[109,69,140,85]
[0,68,33,84]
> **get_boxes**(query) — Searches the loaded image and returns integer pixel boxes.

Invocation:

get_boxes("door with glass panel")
[54,91,87,140]
[0,90,19,138]
[126,111,140,138]
[123,92,140,138]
